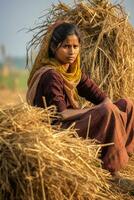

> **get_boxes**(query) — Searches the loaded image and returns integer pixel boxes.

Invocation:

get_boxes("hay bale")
[27,0,134,101]
[0,103,126,200]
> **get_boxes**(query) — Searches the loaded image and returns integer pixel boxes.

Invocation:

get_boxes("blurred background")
[0,0,134,105]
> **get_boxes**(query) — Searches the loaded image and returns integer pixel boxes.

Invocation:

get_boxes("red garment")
[62,99,134,172]
[34,69,134,172]
[34,69,107,111]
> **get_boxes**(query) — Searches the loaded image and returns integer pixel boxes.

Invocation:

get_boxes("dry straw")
[0,103,111,200]
[27,0,134,101]
[0,103,134,199]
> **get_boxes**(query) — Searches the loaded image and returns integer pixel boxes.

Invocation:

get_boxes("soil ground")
[0,89,26,106]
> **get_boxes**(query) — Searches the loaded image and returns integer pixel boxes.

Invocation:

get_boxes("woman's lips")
[67,56,75,60]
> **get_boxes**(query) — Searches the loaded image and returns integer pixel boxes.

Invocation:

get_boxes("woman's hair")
[48,22,80,57]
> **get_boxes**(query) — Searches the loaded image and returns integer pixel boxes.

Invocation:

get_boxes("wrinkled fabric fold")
[62,99,134,172]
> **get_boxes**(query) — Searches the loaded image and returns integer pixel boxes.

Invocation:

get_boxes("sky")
[0,0,134,58]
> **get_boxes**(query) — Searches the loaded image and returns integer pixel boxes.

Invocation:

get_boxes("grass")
[0,70,28,91]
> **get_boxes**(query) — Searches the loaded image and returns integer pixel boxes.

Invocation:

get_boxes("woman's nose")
[69,47,74,54]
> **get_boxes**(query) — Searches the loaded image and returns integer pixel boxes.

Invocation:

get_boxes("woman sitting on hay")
[26,21,134,178]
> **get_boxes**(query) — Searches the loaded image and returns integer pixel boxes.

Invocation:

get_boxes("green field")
[0,70,28,91]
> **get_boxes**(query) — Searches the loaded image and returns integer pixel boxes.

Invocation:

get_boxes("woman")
[27,22,134,175]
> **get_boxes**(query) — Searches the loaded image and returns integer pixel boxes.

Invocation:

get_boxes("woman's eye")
[63,45,79,48]
[62,44,68,48]
[64,45,69,48]
[74,45,79,48]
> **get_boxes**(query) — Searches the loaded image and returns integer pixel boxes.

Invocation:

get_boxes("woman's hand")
[102,97,113,104]
[59,108,90,121]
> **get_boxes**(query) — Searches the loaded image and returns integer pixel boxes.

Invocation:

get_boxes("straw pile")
[1,103,134,200]
[0,103,110,199]
[27,0,134,101]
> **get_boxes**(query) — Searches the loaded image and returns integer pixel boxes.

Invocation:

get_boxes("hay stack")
[27,0,134,101]
[0,103,134,199]
[1,103,133,200]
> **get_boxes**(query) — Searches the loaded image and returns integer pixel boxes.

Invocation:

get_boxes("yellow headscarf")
[27,21,82,109]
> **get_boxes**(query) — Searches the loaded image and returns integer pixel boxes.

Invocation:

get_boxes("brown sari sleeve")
[77,72,107,105]
[34,69,67,112]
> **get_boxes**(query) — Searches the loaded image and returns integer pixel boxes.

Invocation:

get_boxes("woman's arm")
[59,108,91,121]
[77,72,107,105]
[60,97,113,121]
[34,69,67,112]
[101,97,112,104]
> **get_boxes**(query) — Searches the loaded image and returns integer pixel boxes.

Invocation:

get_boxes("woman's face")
[54,34,80,67]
